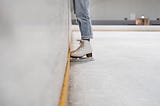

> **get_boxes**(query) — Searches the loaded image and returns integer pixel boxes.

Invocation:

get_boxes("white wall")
[0,0,70,106]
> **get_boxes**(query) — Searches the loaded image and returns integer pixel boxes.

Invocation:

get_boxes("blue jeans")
[74,0,93,39]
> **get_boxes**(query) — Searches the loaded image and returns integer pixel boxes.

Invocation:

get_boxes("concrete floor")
[69,31,160,106]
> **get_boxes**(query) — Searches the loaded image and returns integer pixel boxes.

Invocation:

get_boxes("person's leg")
[71,0,93,58]
[74,0,93,40]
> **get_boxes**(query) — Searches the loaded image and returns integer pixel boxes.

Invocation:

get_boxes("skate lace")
[72,40,84,53]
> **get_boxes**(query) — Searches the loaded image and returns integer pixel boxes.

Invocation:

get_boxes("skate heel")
[86,53,92,57]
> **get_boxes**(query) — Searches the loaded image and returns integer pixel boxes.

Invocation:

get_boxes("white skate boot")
[70,40,94,62]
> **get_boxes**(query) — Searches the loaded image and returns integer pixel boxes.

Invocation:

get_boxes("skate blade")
[70,57,95,62]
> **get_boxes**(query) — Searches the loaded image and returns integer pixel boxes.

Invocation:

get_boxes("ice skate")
[70,40,94,62]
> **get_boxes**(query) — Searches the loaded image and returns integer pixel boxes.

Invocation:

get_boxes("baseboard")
[59,52,70,106]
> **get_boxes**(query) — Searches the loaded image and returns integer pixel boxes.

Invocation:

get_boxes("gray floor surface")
[69,31,160,106]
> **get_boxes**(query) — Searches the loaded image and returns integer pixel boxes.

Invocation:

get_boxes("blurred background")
[72,0,160,25]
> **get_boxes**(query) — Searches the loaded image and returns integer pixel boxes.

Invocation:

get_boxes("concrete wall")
[72,0,160,20]
[0,0,70,106]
